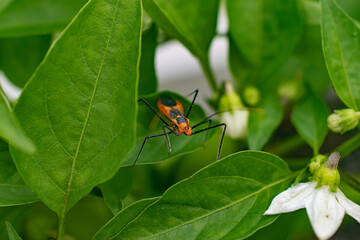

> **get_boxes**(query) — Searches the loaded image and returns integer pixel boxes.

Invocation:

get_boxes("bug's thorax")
[157,97,192,136]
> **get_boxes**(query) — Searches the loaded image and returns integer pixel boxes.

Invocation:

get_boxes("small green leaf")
[248,94,284,150]
[0,0,88,37]
[99,167,133,215]
[0,35,51,87]
[291,91,329,154]
[10,0,142,218]
[139,23,158,97]
[0,140,38,206]
[5,221,22,240]
[0,206,27,240]
[143,0,219,91]
[95,151,293,239]
[0,92,35,153]
[227,0,303,85]
[321,0,360,110]
[121,91,218,166]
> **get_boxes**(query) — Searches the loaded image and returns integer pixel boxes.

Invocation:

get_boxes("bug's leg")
[138,98,169,126]
[191,119,212,147]
[162,125,177,155]
[191,123,227,160]
[133,132,171,167]
[185,89,199,118]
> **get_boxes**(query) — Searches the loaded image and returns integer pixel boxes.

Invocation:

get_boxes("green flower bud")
[309,154,327,174]
[327,109,360,134]
[219,81,243,112]
[243,85,260,106]
[312,152,341,192]
[278,80,303,102]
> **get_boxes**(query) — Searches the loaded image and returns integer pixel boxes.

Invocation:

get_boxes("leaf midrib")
[60,0,121,216]
[112,174,292,239]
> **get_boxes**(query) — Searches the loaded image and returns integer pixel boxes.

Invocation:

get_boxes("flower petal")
[305,186,345,240]
[335,188,360,223]
[264,182,316,215]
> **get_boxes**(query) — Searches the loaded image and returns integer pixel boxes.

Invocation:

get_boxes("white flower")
[265,181,360,240]
[220,110,248,139]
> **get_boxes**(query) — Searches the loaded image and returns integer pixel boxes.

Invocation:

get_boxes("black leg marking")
[133,131,172,167]
[191,123,227,160]
[138,99,169,126]
[191,119,212,147]
[162,125,178,155]
[185,89,199,118]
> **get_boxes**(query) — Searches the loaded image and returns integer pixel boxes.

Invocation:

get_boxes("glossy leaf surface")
[0,35,52,87]
[99,167,133,215]
[10,0,141,217]
[143,0,218,59]
[248,94,284,150]
[0,140,38,206]
[121,91,219,166]
[321,0,360,110]
[227,0,302,84]
[291,92,329,154]
[0,0,88,37]
[138,23,157,97]
[95,151,293,239]
[0,92,34,153]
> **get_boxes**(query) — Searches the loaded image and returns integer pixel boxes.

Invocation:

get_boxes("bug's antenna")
[185,89,199,118]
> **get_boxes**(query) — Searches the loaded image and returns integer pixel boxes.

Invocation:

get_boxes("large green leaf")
[0,140,38,206]
[95,151,293,239]
[121,91,219,166]
[5,222,22,240]
[321,0,360,110]
[227,0,303,85]
[99,167,133,215]
[0,35,52,88]
[0,0,12,13]
[93,197,159,240]
[248,94,284,150]
[0,92,35,153]
[10,0,141,218]
[0,0,88,37]
[143,0,219,90]
[291,91,329,154]
[138,23,157,97]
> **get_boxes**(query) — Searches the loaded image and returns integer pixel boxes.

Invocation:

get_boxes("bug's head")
[177,122,192,136]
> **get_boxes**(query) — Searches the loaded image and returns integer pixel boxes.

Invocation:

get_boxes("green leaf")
[248,94,284,150]
[0,0,13,13]
[0,0,88,37]
[0,206,27,240]
[321,0,360,110]
[99,167,133,215]
[0,35,52,88]
[5,222,22,240]
[227,0,303,85]
[143,0,219,91]
[10,0,141,218]
[138,23,158,97]
[94,197,159,239]
[95,151,293,240]
[121,91,218,166]
[0,140,38,206]
[0,92,35,153]
[291,91,329,154]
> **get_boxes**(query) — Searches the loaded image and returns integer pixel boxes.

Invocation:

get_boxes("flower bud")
[312,152,341,192]
[309,154,327,174]
[327,109,360,134]
[219,82,248,139]
[278,80,303,102]
[243,85,260,106]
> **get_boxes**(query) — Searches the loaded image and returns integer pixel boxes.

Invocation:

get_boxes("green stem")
[57,214,65,240]
[199,55,218,93]
[335,133,360,159]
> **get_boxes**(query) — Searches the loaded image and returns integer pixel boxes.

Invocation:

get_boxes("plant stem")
[199,55,218,93]
[335,133,360,159]
[57,214,65,240]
